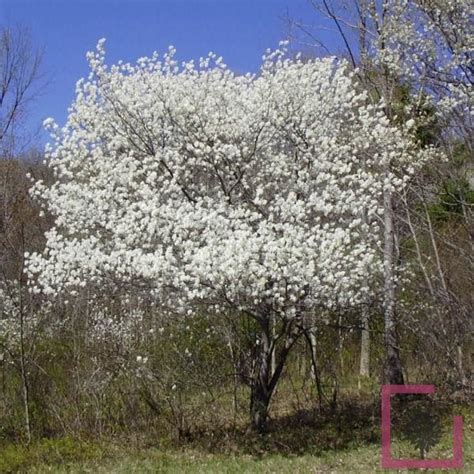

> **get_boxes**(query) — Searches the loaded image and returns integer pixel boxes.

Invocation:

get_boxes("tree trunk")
[19,317,32,444]
[18,231,32,444]
[250,376,271,433]
[359,306,370,378]
[249,313,301,432]
[383,186,404,385]
[456,345,468,387]
[270,313,276,378]
[338,313,345,374]
[226,334,239,427]
[250,317,272,432]
[305,327,323,410]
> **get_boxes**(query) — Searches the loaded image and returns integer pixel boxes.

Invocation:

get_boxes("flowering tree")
[371,0,472,137]
[296,0,472,127]
[27,40,430,431]
[290,0,471,384]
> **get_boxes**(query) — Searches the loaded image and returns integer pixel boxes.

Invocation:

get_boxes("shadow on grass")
[181,395,470,459]
[185,397,381,457]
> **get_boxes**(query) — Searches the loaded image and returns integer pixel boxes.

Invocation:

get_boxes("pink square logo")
[381,385,463,469]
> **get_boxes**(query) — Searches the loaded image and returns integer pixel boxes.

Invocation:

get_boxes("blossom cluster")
[372,0,473,126]
[0,283,54,349]
[86,304,144,349]
[26,41,432,320]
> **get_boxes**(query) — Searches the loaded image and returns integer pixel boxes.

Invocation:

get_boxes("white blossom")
[27,41,434,322]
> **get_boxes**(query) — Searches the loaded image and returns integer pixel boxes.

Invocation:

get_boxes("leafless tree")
[0,24,43,158]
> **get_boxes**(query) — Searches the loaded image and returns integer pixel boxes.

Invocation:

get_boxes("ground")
[1,403,472,473]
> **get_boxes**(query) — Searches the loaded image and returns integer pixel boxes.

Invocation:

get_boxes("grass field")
[1,402,472,473]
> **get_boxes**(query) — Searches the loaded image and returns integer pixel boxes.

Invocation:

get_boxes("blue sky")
[0,0,338,147]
